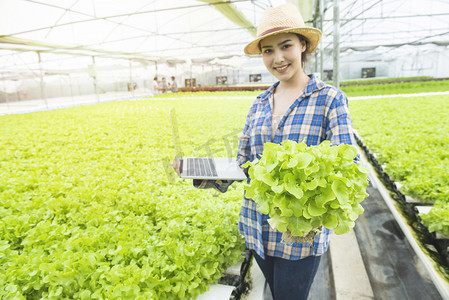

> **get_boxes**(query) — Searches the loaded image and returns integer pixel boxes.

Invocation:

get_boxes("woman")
[174,3,357,299]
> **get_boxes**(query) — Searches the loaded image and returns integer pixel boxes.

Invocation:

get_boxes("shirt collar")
[304,74,326,96]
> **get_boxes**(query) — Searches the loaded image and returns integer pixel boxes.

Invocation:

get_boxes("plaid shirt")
[196,74,357,260]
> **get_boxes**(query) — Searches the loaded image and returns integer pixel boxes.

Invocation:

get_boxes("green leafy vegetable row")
[146,90,258,99]
[340,76,432,85]
[144,77,448,99]
[341,79,449,97]
[0,98,250,299]
[350,94,449,236]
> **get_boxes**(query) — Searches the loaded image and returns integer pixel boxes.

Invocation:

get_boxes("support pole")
[175,63,178,78]
[37,51,48,109]
[312,3,318,74]
[129,59,134,97]
[91,56,99,103]
[68,73,74,103]
[333,0,340,89]
[320,0,324,81]
[202,64,205,87]
[2,72,10,111]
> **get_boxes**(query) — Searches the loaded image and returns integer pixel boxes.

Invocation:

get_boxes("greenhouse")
[1,0,449,299]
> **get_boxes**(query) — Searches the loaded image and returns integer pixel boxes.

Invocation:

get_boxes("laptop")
[169,107,247,180]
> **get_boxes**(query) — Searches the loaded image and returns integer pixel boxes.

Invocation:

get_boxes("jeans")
[252,250,322,300]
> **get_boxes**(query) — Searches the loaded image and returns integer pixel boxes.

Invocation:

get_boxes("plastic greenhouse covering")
[1,0,449,82]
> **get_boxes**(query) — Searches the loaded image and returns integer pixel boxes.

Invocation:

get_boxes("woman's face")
[260,33,306,83]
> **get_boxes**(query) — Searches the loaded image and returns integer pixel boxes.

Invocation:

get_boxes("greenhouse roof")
[0,0,289,63]
[1,0,448,72]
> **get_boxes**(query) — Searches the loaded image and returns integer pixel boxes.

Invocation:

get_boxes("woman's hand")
[171,156,181,176]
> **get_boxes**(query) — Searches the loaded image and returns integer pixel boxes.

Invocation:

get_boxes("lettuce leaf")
[244,140,369,237]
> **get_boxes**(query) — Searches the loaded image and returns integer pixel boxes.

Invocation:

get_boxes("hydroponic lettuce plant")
[243,140,369,239]
[420,205,449,237]
[0,99,248,299]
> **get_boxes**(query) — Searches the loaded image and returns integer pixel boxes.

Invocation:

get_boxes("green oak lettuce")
[0,98,248,299]
[243,140,369,237]
[420,204,449,237]
[349,95,449,236]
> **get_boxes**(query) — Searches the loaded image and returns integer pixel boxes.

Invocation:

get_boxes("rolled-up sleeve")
[325,91,359,163]
[237,102,256,175]
[326,91,357,146]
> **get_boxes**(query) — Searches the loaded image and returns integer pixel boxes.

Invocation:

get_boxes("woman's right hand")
[171,156,181,177]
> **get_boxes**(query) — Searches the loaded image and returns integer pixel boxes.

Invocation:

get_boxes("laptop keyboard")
[186,157,218,177]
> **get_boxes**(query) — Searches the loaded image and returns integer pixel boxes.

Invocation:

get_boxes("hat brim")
[244,27,322,55]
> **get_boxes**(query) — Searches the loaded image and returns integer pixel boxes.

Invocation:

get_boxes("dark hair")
[296,34,309,64]
[154,76,158,80]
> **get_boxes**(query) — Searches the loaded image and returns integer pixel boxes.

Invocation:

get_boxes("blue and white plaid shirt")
[196,74,357,260]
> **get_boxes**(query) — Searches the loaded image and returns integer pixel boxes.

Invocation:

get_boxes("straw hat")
[244,3,321,55]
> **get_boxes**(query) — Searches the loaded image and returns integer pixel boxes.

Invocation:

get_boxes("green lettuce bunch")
[420,205,449,236]
[243,140,369,237]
